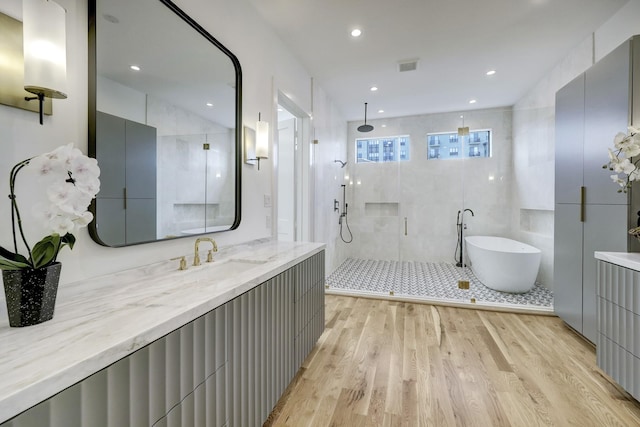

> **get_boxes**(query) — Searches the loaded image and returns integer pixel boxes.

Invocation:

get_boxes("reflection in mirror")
[89,0,242,246]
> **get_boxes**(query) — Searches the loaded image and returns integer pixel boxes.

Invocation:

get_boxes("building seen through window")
[427,129,491,159]
[356,136,410,163]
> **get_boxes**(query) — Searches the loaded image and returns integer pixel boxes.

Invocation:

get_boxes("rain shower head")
[334,159,347,168]
[357,102,374,133]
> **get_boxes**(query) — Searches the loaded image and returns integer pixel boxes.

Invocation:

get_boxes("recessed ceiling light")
[206,102,213,107]
[370,86,378,92]
[351,29,362,37]
[486,70,496,76]
[381,124,387,128]
[378,109,384,113]
[277,108,283,112]
[130,65,140,71]
[469,99,477,104]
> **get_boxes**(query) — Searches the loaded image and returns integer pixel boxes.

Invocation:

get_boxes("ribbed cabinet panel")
[293,251,325,368]
[227,268,294,427]
[226,250,324,427]
[3,305,228,427]
[2,251,325,427]
[597,260,640,401]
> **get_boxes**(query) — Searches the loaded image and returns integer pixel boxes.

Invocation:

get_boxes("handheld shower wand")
[338,184,353,243]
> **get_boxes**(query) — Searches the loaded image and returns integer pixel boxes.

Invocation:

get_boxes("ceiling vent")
[398,59,419,72]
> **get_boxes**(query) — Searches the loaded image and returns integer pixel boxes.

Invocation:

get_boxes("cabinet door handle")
[580,186,585,222]
[124,188,127,210]
[404,217,408,236]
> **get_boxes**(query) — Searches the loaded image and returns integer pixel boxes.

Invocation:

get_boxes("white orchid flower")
[611,174,626,187]
[46,182,92,214]
[48,214,75,235]
[609,155,629,173]
[623,144,640,158]
[76,177,101,198]
[629,168,640,182]
[617,135,635,150]
[608,148,619,162]
[71,156,100,181]
[28,153,67,179]
[31,202,61,227]
[5,143,100,272]
[72,211,94,228]
[613,157,634,174]
[49,143,82,170]
[614,132,627,149]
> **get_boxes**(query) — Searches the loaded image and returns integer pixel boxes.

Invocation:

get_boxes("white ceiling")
[247,0,629,122]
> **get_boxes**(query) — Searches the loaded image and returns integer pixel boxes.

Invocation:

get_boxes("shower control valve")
[334,199,340,212]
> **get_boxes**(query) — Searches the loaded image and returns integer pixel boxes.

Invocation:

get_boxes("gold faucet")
[194,237,218,266]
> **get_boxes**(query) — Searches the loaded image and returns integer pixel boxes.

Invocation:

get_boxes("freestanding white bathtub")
[465,236,541,293]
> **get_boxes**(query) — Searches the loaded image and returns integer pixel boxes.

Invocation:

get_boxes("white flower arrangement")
[604,126,640,192]
[0,144,100,271]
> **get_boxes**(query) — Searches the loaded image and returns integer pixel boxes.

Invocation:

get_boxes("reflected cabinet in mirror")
[88,0,242,246]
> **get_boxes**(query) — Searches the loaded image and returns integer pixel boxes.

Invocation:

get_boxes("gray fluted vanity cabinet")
[554,37,640,343]
[595,254,640,401]
[1,251,325,427]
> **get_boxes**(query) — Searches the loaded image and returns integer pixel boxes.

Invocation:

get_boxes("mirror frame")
[87,0,242,246]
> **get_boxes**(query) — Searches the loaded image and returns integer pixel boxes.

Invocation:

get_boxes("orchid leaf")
[0,257,31,271]
[0,245,29,265]
[61,233,75,250]
[31,235,61,269]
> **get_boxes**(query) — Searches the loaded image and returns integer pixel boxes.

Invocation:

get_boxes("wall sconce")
[22,0,68,125]
[246,113,269,170]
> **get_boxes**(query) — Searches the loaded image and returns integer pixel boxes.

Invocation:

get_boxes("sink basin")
[207,259,267,276]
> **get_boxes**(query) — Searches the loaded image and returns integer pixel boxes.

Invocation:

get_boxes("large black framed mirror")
[88,0,242,247]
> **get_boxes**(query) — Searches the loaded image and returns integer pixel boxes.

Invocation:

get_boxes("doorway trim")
[274,91,313,242]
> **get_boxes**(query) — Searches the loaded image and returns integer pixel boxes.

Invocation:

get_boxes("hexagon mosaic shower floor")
[326,258,554,308]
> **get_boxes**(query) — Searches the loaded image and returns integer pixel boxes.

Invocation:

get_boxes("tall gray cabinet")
[554,37,638,343]
[95,111,158,246]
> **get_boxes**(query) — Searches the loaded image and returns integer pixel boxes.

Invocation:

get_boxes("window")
[356,135,411,163]
[427,129,491,160]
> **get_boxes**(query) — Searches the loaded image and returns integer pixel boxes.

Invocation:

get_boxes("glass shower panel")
[459,108,514,304]
[157,133,207,238]
[396,116,466,300]
[350,135,402,264]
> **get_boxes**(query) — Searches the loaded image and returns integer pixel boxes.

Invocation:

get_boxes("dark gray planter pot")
[2,262,61,327]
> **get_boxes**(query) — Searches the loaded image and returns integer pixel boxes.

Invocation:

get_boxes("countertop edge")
[595,251,640,272]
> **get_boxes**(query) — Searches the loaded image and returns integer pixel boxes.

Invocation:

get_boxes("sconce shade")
[255,118,269,159]
[23,0,67,99]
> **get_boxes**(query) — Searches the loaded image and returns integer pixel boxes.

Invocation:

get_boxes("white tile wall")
[345,107,514,264]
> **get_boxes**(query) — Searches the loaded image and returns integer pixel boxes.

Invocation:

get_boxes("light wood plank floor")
[266,295,640,426]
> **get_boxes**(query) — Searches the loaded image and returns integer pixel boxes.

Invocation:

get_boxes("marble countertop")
[595,251,640,272]
[0,239,325,424]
